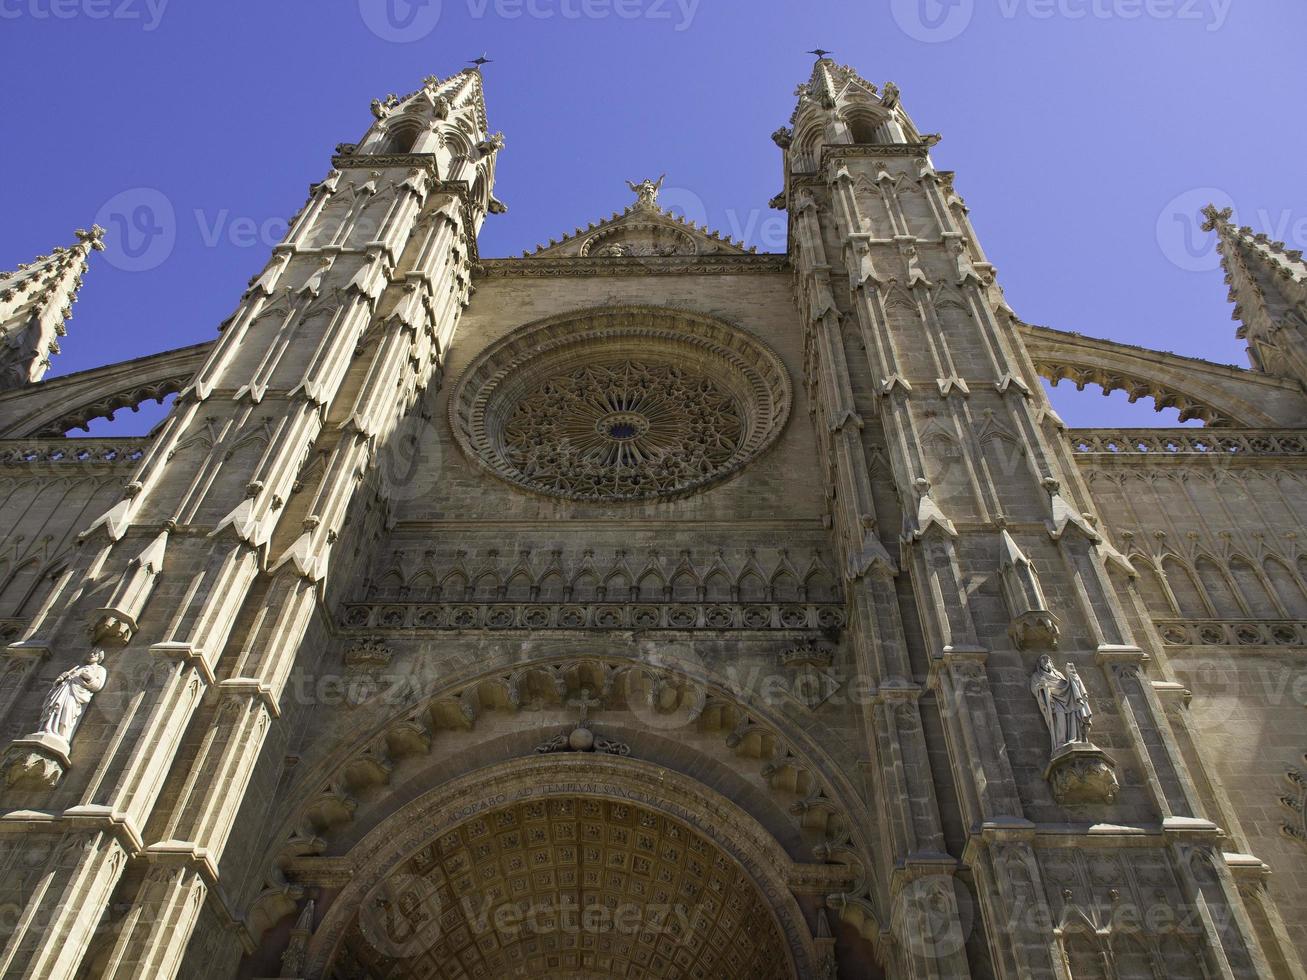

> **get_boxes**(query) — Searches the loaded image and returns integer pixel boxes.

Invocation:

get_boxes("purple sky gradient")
[2,1,1303,433]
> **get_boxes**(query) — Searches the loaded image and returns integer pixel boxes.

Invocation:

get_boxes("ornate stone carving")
[1031,656,1119,804]
[340,601,845,632]
[342,638,392,671]
[4,742,67,789]
[779,639,841,710]
[534,688,630,755]
[1068,428,1307,458]
[502,360,742,500]
[279,898,315,977]
[625,173,664,209]
[448,307,792,502]
[0,440,147,466]
[1282,766,1307,844]
[1156,620,1307,647]
[1044,744,1120,806]
[477,254,786,278]
[330,789,792,979]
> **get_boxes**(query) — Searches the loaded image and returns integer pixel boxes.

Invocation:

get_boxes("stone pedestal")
[1043,743,1118,805]
[4,731,71,789]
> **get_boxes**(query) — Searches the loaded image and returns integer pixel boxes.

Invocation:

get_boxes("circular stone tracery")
[503,362,744,497]
[450,308,792,502]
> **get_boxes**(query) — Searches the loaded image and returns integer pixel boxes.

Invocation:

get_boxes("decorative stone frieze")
[339,601,846,632]
[0,439,146,465]
[1155,620,1307,647]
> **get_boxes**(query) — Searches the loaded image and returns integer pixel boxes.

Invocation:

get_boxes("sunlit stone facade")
[0,60,1305,979]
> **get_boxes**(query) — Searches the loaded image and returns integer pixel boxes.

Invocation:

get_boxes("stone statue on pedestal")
[1030,655,1118,805]
[1030,655,1091,752]
[37,649,107,748]
[626,174,665,209]
[4,650,108,789]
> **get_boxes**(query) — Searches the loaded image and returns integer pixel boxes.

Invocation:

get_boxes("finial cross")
[566,687,602,724]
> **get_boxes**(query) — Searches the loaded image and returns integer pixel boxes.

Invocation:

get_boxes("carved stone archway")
[298,757,829,978]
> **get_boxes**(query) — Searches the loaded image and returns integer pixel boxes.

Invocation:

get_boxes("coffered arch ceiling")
[319,782,799,979]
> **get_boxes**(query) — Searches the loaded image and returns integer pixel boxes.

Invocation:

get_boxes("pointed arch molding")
[299,757,824,978]
[0,341,210,437]
[262,651,880,965]
[1019,323,1307,427]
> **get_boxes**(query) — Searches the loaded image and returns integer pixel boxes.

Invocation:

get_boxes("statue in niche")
[37,650,106,748]
[1030,655,1092,752]
[626,174,665,208]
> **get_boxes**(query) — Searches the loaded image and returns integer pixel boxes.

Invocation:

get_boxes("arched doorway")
[302,757,826,978]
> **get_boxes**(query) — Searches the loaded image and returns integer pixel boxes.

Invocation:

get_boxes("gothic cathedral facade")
[0,59,1305,979]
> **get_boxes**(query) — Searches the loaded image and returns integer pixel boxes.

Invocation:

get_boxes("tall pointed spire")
[0,225,104,390]
[1203,204,1307,385]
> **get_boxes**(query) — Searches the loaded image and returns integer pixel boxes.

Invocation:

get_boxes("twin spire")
[0,226,104,392]
[1203,204,1307,385]
[3,67,1300,400]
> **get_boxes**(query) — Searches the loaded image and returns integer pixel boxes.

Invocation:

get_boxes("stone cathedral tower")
[0,58,1305,979]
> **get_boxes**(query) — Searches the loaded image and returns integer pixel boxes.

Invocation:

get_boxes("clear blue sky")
[3,1,1304,432]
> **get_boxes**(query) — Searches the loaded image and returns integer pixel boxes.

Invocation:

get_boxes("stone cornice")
[329,152,439,172]
[339,600,846,632]
[474,253,788,278]
[0,438,147,467]
[1067,428,1307,461]
[820,143,933,165]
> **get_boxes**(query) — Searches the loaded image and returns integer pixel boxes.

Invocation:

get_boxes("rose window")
[449,307,791,502]
[501,362,744,499]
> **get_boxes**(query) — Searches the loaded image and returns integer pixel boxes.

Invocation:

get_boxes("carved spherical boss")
[449,308,792,502]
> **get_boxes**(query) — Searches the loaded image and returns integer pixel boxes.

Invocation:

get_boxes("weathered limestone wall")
[0,450,136,657]
[1078,434,1307,958]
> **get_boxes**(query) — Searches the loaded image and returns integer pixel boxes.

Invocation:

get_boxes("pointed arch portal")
[300,758,823,979]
